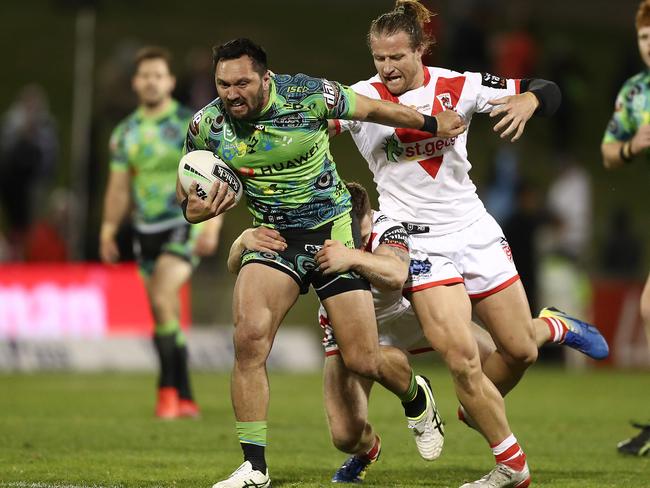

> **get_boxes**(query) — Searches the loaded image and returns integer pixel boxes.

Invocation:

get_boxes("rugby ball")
[178,150,243,205]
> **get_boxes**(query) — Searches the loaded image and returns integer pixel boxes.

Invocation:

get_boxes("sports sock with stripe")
[400,372,426,418]
[540,316,569,343]
[491,433,527,471]
[236,421,267,473]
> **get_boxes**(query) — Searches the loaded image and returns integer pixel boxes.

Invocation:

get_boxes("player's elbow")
[601,145,622,170]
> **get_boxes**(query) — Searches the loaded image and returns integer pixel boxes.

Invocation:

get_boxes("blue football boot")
[539,306,610,360]
[331,444,381,483]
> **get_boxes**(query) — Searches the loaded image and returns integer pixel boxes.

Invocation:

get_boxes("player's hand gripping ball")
[178,150,243,205]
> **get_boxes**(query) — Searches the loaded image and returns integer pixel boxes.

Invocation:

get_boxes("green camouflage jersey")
[184,73,356,230]
[603,69,650,146]
[109,99,193,232]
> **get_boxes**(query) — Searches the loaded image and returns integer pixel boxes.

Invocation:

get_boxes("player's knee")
[341,353,380,380]
[149,289,173,321]
[233,318,273,366]
[445,348,482,393]
[501,341,538,369]
[331,424,365,454]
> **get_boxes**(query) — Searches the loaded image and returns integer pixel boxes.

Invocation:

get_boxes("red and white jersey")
[335,67,521,236]
[319,211,410,343]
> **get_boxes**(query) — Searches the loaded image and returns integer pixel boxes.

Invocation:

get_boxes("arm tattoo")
[385,245,411,265]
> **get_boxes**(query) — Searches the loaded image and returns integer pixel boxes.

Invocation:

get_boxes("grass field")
[1,366,648,488]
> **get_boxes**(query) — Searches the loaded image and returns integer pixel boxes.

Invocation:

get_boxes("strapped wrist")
[421,114,438,135]
[620,141,633,163]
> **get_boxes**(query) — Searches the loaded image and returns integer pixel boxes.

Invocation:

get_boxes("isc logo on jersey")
[177,150,243,205]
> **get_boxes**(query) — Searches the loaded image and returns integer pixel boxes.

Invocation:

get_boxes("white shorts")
[320,303,432,356]
[403,213,519,297]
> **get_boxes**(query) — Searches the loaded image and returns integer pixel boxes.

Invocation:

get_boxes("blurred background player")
[601,0,650,458]
[99,46,223,419]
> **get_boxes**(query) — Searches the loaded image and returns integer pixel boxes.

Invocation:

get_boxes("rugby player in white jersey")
[328,2,607,486]
[229,182,609,484]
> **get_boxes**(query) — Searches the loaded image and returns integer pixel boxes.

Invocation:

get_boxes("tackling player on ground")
[601,0,650,458]
[178,38,463,488]
[100,47,223,419]
[330,2,606,486]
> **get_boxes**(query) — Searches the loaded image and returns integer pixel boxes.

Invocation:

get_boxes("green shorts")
[240,212,370,300]
[134,222,200,277]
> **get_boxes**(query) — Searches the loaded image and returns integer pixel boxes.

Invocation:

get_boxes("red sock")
[541,316,568,343]
[361,435,381,461]
[491,434,527,471]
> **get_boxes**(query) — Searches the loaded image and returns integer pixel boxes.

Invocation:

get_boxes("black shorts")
[133,223,198,276]
[240,212,370,301]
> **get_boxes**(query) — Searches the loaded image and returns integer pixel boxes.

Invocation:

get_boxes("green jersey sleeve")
[108,123,129,172]
[603,83,637,144]
[310,79,357,120]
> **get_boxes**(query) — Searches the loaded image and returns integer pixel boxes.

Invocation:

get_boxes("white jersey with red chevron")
[337,66,521,236]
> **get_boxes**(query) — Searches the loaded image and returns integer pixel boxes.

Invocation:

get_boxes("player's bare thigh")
[473,279,537,362]
[232,262,300,360]
[321,289,380,377]
[407,283,476,361]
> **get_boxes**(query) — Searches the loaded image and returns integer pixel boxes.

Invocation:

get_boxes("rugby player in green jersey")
[100,47,223,420]
[602,0,650,458]
[177,38,465,488]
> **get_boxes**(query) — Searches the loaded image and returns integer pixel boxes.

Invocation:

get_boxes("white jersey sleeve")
[462,72,522,115]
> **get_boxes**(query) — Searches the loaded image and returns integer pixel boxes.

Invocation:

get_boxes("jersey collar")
[135,99,177,122]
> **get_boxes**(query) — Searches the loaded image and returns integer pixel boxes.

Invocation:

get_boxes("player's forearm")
[351,251,408,291]
[101,179,130,238]
[601,142,628,170]
[521,78,561,117]
[227,235,245,274]
[361,98,425,130]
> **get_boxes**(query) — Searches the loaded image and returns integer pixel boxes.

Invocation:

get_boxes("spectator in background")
[491,10,538,79]
[537,156,592,352]
[24,188,73,262]
[502,181,547,313]
[600,207,643,279]
[601,0,650,456]
[0,84,58,260]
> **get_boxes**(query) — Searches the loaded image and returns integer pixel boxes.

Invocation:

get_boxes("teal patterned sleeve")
[183,107,209,154]
[309,78,357,120]
[108,122,128,171]
[603,83,637,144]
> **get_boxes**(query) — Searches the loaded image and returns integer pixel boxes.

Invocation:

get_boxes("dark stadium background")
[0,0,647,329]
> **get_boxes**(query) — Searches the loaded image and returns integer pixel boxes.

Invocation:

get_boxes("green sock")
[236,421,268,446]
[398,371,418,403]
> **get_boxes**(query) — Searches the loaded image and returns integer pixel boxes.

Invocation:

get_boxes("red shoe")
[178,398,201,418]
[155,387,179,419]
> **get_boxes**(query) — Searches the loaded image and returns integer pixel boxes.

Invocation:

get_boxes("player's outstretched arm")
[99,169,131,264]
[227,227,287,274]
[315,240,409,291]
[351,93,467,138]
[488,79,561,142]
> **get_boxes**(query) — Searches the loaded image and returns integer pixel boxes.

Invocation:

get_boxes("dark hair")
[212,38,268,75]
[346,182,371,221]
[134,46,173,73]
[368,0,435,53]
